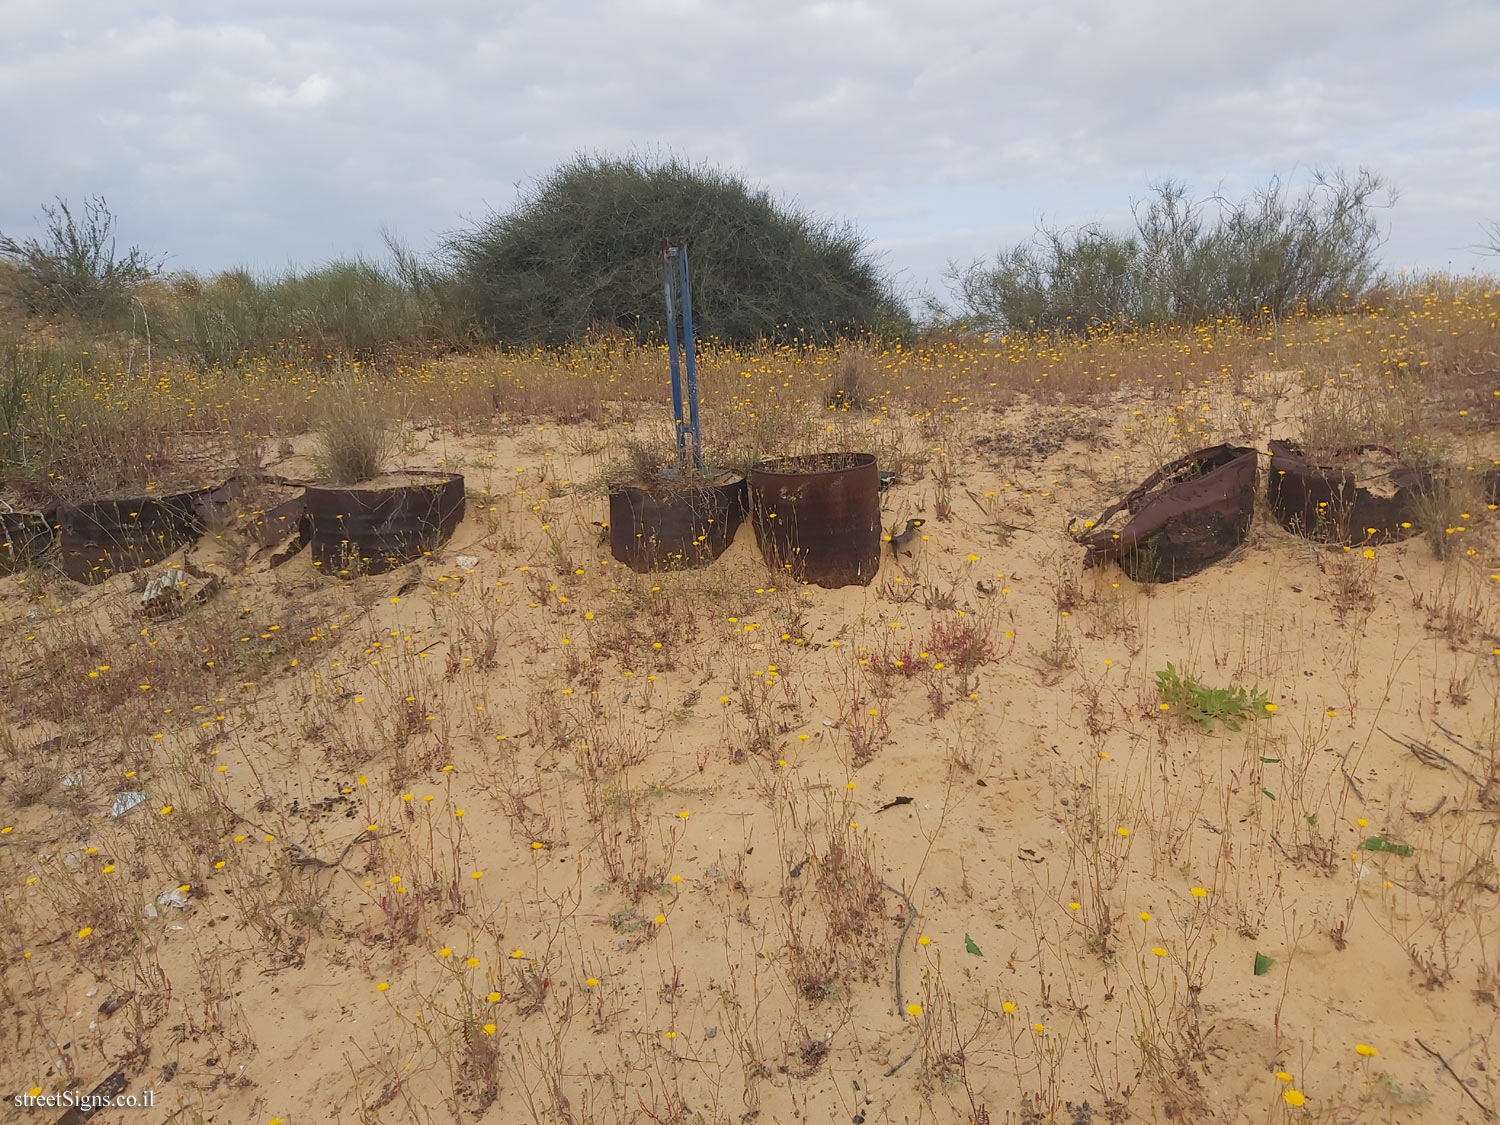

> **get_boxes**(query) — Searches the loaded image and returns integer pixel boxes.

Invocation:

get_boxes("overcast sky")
[3,0,1498,308]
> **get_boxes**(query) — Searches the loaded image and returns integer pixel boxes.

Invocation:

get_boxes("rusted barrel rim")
[751,452,877,480]
[302,468,463,498]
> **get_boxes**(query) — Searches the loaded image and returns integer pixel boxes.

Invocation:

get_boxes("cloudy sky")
[3,0,1498,308]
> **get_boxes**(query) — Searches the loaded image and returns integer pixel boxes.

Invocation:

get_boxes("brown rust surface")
[1266,440,1430,544]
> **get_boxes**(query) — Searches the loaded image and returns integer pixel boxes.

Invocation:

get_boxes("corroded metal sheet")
[57,487,212,584]
[1267,440,1429,544]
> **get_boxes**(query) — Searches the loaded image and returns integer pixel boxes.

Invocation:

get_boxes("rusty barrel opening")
[1079,444,1258,583]
[748,452,881,588]
[57,486,215,584]
[609,472,746,573]
[1267,440,1430,544]
[1,509,54,575]
[303,471,465,577]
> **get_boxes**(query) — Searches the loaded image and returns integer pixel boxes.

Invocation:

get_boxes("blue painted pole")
[662,243,687,464]
[677,242,702,469]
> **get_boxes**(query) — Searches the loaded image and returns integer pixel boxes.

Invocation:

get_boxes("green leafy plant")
[1155,663,1270,731]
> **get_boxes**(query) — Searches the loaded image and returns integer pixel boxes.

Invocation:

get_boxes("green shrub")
[161,254,470,365]
[949,170,1392,333]
[314,385,394,484]
[0,196,163,323]
[448,152,910,347]
[949,224,1145,334]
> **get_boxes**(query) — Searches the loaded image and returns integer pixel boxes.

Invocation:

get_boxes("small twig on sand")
[881,879,922,1077]
[1411,795,1448,822]
[1435,721,1490,762]
[1340,747,1365,804]
[1415,1036,1495,1120]
[1382,728,1482,786]
[882,879,919,1014]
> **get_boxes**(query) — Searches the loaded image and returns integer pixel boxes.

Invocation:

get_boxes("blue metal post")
[677,243,702,469]
[662,244,686,464]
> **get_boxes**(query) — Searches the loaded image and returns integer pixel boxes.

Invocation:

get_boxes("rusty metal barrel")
[303,471,465,577]
[1077,444,1257,582]
[609,472,745,572]
[748,453,881,588]
[57,487,213,584]
[1267,440,1429,544]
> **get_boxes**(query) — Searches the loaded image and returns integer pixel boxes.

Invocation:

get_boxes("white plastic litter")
[456,555,479,570]
[156,885,190,909]
[141,567,185,610]
[110,791,147,818]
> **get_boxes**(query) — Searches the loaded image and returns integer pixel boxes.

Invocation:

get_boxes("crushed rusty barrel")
[1,508,54,574]
[749,453,881,588]
[1267,440,1430,544]
[246,489,306,547]
[609,472,745,572]
[57,486,214,584]
[1077,444,1257,582]
[303,471,465,577]
[226,476,308,547]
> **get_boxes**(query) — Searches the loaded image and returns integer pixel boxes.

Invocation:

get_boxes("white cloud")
[0,0,1496,299]
[250,72,337,110]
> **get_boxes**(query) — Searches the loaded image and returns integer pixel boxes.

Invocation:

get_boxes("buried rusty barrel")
[748,452,881,588]
[609,472,746,572]
[1076,444,1257,583]
[57,487,214,584]
[1267,440,1430,544]
[303,470,465,577]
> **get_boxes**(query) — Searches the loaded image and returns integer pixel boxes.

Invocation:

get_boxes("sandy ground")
[3,386,1500,1125]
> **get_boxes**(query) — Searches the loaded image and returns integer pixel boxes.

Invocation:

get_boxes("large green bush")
[448,153,909,346]
[948,170,1393,333]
